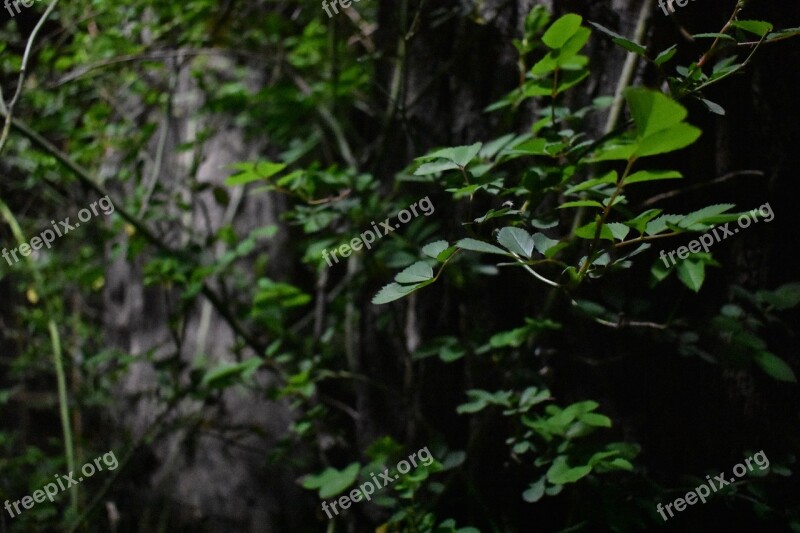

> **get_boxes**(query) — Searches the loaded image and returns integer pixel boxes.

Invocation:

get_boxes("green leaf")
[676,259,705,292]
[558,200,604,209]
[457,389,512,414]
[624,169,682,184]
[575,221,614,241]
[654,45,677,66]
[625,209,662,234]
[226,161,286,186]
[450,143,484,167]
[645,213,685,235]
[509,137,549,156]
[692,33,737,41]
[395,261,434,284]
[591,142,637,162]
[554,69,590,95]
[422,240,451,260]
[546,456,592,484]
[578,412,612,427]
[607,458,634,471]
[490,327,529,348]
[624,88,688,139]
[532,233,560,256]
[700,98,726,116]
[456,238,509,256]
[564,170,617,194]
[634,123,702,157]
[302,463,361,499]
[372,282,419,304]
[497,227,535,257]
[732,20,773,37]
[606,223,630,241]
[542,14,583,49]
[754,352,797,383]
[556,27,592,66]
[587,21,646,55]
[201,358,263,389]
[681,204,735,226]
[756,283,800,310]
[522,477,546,503]
[767,27,800,41]
[414,160,461,175]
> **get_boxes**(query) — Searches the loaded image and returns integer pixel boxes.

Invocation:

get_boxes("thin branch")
[0,112,279,373]
[640,170,764,207]
[604,0,655,132]
[50,48,249,88]
[0,0,59,155]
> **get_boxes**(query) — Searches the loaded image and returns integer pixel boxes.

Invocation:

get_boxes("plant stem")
[0,200,77,515]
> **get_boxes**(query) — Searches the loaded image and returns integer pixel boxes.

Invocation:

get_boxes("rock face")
[99,1,800,530]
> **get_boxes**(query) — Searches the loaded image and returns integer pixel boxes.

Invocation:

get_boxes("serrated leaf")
[606,223,630,241]
[645,214,684,236]
[395,261,434,284]
[372,282,419,304]
[634,123,702,157]
[542,14,583,49]
[558,200,603,209]
[564,170,617,195]
[625,169,682,184]
[681,204,735,226]
[624,88,688,139]
[456,238,508,256]
[559,200,604,209]
[732,20,773,37]
[414,160,461,175]
[575,221,614,241]
[754,351,797,383]
[497,227,536,257]
[677,259,705,292]
[625,209,663,234]
[767,27,800,41]
[692,33,737,41]
[422,240,450,259]
[450,143,483,167]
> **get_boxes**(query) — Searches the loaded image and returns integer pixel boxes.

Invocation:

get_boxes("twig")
[640,170,764,207]
[0,0,59,155]
[0,112,279,373]
[604,0,655,133]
